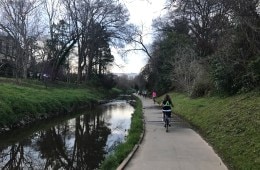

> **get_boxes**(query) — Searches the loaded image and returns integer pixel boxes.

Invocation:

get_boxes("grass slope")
[0,82,108,127]
[168,92,260,170]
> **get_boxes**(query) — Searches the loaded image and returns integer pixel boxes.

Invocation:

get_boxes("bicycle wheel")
[165,116,169,132]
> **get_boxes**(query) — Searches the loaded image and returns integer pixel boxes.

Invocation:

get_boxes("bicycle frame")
[164,113,170,132]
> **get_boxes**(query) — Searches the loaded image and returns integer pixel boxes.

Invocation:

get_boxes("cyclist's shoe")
[169,124,171,127]
[164,124,166,127]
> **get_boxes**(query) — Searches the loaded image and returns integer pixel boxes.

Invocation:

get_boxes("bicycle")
[163,112,171,132]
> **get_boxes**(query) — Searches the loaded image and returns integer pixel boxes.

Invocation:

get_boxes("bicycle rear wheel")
[165,116,169,132]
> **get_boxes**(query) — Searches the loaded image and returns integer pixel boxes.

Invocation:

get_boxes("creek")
[0,98,134,169]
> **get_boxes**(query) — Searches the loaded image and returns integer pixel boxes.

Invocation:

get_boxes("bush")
[212,59,259,95]
[212,60,236,94]
[189,62,213,98]
[190,80,212,98]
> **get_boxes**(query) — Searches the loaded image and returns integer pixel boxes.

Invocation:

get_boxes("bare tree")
[41,0,80,81]
[0,0,43,79]
[122,26,153,59]
[228,0,260,53]
[169,0,230,57]
[169,46,198,93]
[63,0,135,82]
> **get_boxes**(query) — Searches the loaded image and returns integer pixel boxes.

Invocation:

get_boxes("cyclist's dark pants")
[163,111,171,122]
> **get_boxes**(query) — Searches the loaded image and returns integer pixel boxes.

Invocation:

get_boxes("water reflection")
[102,100,133,153]
[0,100,134,169]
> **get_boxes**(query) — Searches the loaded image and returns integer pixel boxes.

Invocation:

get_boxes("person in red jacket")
[152,90,157,104]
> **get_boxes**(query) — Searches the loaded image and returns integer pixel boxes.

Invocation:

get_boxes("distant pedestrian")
[143,90,147,98]
[152,90,157,104]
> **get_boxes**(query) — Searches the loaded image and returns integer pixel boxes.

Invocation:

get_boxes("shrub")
[190,80,212,98]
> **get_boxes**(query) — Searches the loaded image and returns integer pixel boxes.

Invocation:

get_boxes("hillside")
[0,80,115,132]
[165,92,260,170]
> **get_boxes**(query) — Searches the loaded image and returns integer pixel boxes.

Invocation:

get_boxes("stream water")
[0,98,134,169]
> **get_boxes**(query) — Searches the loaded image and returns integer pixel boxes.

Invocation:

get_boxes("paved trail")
[124,95,228,170]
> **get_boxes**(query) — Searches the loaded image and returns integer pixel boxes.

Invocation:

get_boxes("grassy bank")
[0,81,118,129]
[100,97,143,170]
[166,92,260,170]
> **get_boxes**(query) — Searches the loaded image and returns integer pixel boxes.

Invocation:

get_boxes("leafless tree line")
[0,0,137,83]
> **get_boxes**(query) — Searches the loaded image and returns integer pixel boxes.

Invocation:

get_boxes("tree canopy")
[0,0,136,85]
[139,0,260,96]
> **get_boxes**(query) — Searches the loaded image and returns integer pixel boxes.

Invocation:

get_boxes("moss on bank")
[164,92,260,170]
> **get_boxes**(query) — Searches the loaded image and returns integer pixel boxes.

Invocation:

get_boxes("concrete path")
[124,95,228,170]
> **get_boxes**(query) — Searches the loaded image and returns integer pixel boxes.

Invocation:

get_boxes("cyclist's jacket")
[162,100,172,113]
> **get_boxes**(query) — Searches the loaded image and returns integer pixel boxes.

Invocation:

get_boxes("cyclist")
[161,94,173,127]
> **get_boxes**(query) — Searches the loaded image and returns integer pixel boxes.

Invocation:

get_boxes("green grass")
[163,92,260,170]
[0,81,107,127]
[100,97,143,170]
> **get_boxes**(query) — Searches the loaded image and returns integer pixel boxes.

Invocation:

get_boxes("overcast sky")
[111,0,166,74]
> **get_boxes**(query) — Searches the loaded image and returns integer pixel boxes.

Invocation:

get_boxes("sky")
[111,0,166,74]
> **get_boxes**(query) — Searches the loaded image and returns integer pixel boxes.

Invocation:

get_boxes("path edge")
[116,101,146,170]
